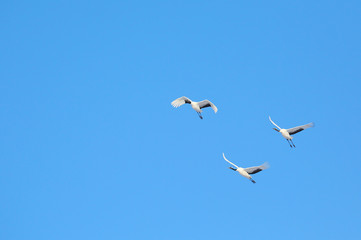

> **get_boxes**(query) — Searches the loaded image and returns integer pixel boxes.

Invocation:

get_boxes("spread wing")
[222,153,239,169]
[171,96,192,108]
[286,122,315,135]
[198,100,218,113]
[269,116,281,130]
[244,162,270,175]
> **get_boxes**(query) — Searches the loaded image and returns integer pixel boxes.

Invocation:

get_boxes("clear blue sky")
[1,1,361,239]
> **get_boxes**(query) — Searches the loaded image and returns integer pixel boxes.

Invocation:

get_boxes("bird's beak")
[273,128,280,132]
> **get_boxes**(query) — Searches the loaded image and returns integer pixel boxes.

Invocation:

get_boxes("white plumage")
[171,96,218,119]
[269,116,314,148]
[223,153,269,184]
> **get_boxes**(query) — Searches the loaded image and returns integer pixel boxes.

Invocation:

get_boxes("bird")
[171,96,218,119]
[269,116,314,148]
[223,153,269,184]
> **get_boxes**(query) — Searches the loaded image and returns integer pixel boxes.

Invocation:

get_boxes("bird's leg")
[250,178,256,184]
[197,112,203,119]
[287,139,293,148]
[290,139,296,148]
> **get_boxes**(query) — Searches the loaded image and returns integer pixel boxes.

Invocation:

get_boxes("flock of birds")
[171,96,315,184]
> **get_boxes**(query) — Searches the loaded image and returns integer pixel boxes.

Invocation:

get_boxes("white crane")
[223,153,269,184]
[171,96,218,119]
[269,116,314,148]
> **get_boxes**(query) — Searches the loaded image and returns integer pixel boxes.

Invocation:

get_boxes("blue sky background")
[1,1,361,239]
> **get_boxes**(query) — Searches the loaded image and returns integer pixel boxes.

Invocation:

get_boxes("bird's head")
[273,128,280,132]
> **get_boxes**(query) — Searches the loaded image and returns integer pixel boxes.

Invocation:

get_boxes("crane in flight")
[269,116,314,148]
[223,153,269,184]
[171,96,218,119]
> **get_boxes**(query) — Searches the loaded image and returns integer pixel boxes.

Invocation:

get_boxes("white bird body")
[222,153,269,183]
[269,116,314,148]
[171,96,218,119]
[190,102,202,112]
[235,168,252,179]
[280,129,292,140]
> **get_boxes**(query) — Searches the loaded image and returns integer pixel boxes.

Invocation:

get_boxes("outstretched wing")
[171,96,192,108]
[269,116,281,130]
[222,153,239,169]
[198,100,218,113]
[286,122,315,135]
[244,162,270,175]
